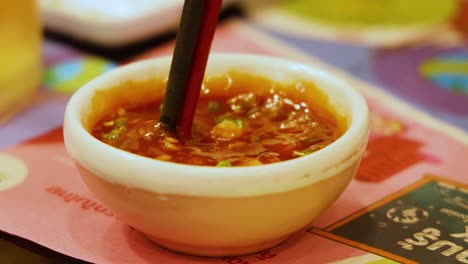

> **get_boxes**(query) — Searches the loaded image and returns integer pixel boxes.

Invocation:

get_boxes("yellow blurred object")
[0,1,42,123]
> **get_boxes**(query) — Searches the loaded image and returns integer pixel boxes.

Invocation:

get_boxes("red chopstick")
[160,0,223,137]
[177,0,223,136]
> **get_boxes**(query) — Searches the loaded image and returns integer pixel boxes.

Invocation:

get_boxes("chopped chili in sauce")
[92,74,344,167]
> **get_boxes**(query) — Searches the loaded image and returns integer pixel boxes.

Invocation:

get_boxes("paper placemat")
[1,20,467,264]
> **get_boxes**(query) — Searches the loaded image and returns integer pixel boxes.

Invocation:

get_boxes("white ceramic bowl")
[63,54,370,257]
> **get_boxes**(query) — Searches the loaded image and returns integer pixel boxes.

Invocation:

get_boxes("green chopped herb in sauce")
[102,126,126,140]
[215,114,244,128]
[293,148,317,157]
[207,101,221,112]
[216,160,232,167]
[101,117,128,140]
[114,117,127,127]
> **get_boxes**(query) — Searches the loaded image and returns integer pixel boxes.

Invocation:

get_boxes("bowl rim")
[63,53,370,197]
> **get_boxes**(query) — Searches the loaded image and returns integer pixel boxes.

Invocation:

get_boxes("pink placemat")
[1,20,467,264]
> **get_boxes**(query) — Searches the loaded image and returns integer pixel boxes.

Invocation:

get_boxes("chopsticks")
[160,0,223,137]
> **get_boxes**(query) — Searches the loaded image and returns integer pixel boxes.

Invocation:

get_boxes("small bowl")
[63,54,370,257]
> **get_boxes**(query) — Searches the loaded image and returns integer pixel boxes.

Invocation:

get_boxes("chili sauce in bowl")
[92,71,345,167]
